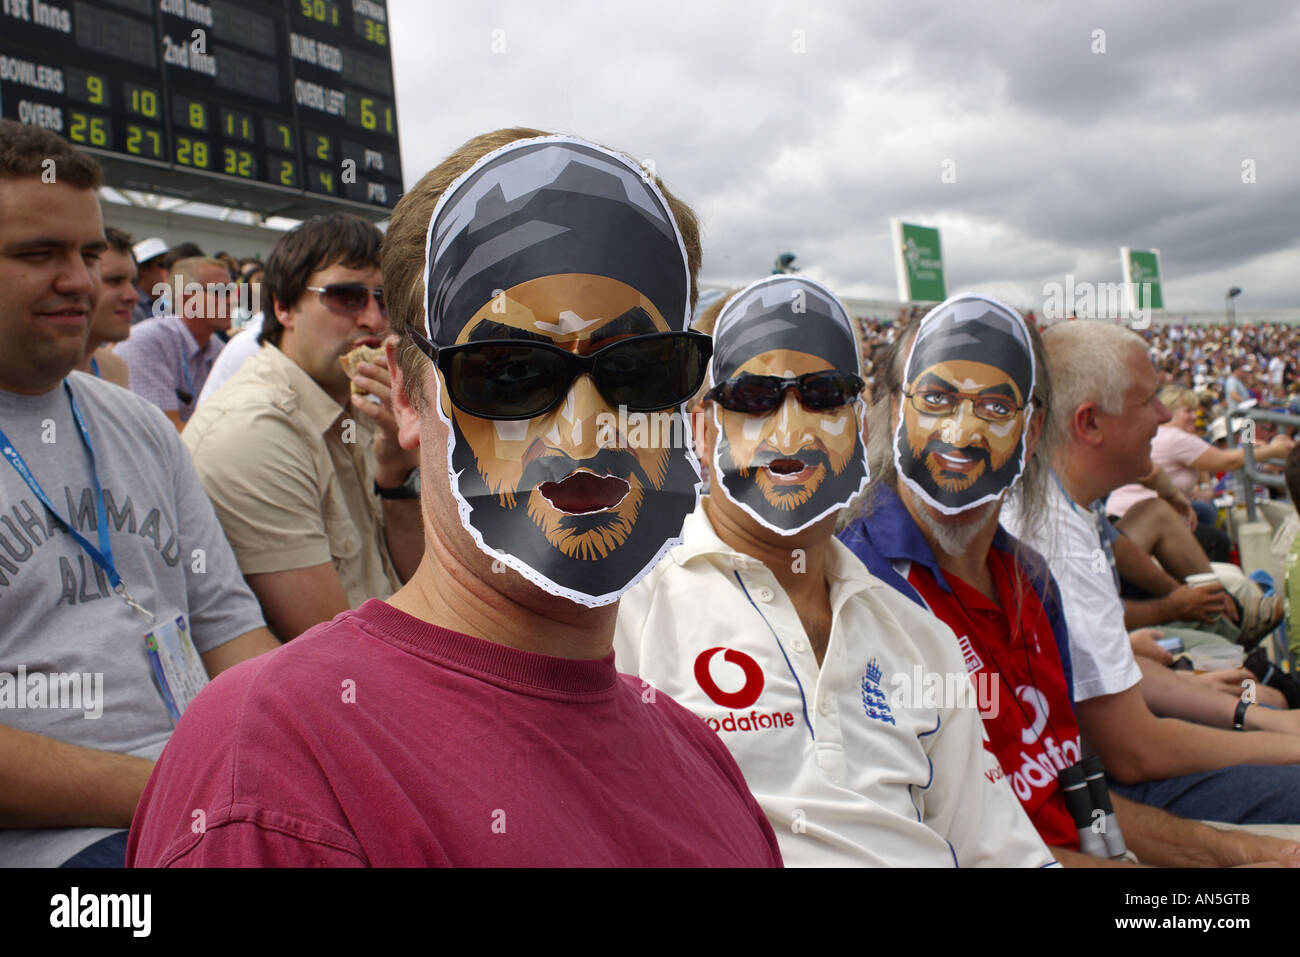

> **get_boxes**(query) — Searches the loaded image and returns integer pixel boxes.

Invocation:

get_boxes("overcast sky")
[387,0,1299,313]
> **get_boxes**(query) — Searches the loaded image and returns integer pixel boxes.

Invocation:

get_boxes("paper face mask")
[894,293,1036,515]
[707,276,868,535]
[421,136,703,607]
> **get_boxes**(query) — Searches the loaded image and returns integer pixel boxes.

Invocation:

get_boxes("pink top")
[127,600,782,867]
[1106,425,1214,517]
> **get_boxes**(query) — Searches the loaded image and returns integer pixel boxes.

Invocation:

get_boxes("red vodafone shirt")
[907,549,1082,850]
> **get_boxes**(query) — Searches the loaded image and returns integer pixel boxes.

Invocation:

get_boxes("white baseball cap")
[132,237,168,265]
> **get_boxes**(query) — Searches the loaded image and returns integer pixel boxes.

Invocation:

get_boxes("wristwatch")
[1233,699,1251,731]
[374,467,420,500]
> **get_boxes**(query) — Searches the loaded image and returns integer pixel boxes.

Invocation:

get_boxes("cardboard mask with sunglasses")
[707,276,868,535]
[420,136,705,607]
[894,293,1036,515]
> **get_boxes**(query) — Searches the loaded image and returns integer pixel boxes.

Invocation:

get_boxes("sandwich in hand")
[339,344,385,396]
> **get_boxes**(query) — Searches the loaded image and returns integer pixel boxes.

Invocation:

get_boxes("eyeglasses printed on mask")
[904,388,1024,423]
[407,325,713,421]
[706,370,865,415]
[306,284,387,317]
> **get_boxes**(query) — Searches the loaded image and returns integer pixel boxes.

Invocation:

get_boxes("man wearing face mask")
[613,277,1055,866]
[127,130,781,867]
[840,298,1300,860]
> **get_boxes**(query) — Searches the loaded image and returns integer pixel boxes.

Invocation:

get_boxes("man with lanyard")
[128,131,781,866]
[614,277,1055,866]
[841,294,1300,863]
[0,121,279,867]
[116,256,234,430]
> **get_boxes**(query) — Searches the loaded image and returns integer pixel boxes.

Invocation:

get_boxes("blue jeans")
[1112,765,1300,824]
[1192,500,1218,527]
[59,830,129,868]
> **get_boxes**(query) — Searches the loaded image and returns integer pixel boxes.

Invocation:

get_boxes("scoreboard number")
[1,1,400,211]
[175,137,212,169]
[126,124,165,160]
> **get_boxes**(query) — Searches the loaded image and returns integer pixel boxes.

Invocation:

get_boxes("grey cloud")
[390,0,1299,310]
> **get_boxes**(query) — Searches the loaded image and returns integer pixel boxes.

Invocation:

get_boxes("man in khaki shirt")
[184,215,423,640]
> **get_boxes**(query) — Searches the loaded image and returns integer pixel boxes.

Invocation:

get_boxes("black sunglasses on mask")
[706,370,864,414]
[406,325,713,421]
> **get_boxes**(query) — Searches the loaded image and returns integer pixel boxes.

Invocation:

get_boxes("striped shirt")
[116,315,224,422]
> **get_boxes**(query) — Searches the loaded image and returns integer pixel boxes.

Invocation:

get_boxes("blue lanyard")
[1051,470,1120,587]
[179,349,195,399]
[89,355,100,378]
[1049,469,1079,514]
[0,381,152,620]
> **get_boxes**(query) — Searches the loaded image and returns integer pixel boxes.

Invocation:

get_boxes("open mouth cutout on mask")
[762,457,819,484]
[538,469,632,515]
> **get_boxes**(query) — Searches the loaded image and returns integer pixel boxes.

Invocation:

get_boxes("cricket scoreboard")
[0,0,402,219]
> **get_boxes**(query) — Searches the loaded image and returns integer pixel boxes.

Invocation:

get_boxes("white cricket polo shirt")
[614,503,1057,868]
[1002,480,1143,702]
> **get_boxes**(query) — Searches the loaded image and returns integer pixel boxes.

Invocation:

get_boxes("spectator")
[1285,446,1300,663]
[616,280,1055,866]
[127,130,781,867]
[181,215,415,641]
[130,236,168,323]
[73,225,134,389]
[1107,384,1290,629]
[841,294,1300,864]
[195,256,267,406]
[194,310,263,405]
[115,256,234,429]
[0,119,277,868]
[161,242,203,270]
[1001,320,1300,823]
[213,251,239,278]
[1224,363,1252,407]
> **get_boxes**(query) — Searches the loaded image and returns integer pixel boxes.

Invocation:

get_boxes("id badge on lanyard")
[0,381,208,721]
[145,614,208,724]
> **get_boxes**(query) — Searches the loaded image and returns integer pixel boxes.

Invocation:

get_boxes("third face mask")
[707,276,868,534]
[894,293,1036,515]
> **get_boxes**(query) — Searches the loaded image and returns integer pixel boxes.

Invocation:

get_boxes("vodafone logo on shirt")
[694,648,764,708]
[693,648,795,733]
[994,683,1082,804]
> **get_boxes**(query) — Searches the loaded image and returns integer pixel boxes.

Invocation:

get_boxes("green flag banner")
[892,220,946,302]
[1120,247,1164,311]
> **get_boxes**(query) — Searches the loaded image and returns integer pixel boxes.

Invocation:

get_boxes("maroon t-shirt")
[127,600,782,867]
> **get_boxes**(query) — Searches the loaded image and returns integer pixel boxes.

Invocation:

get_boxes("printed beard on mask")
[894,293,1036,516]
[446,406,701,603]
[710,401,868,534]
[421,136,702,606]
[706,275,868,535]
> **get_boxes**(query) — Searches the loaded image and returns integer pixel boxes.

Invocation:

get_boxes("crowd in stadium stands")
[8,117,1300,869]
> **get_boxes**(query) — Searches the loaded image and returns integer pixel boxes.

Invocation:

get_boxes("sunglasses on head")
[306,283,387,317]
[407,326,713,421]
[706,370,865,414]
